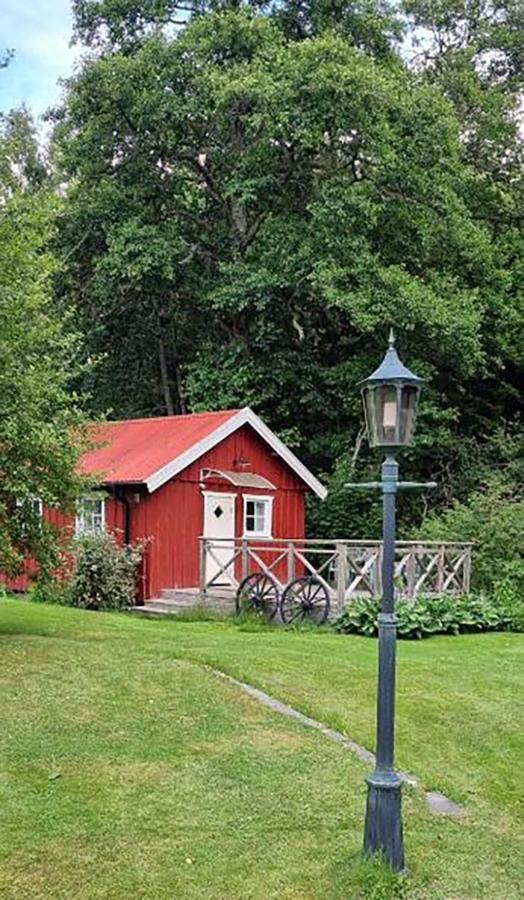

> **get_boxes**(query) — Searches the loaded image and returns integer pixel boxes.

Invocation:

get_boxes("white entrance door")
[203,493,236,586]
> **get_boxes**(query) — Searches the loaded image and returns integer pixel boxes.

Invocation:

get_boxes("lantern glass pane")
[362,383,420,447]
[362,386,376,445]
[377,384,398,445]
[363,384,400,446]
[399,384,419,445]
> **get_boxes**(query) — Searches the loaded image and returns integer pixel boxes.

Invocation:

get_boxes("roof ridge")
[89,409,241,426]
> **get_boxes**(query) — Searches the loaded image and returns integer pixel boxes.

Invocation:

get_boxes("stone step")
[157,596,200,608]
[131,593,236,618]
[160,588,236,602]
[160,590,199,603]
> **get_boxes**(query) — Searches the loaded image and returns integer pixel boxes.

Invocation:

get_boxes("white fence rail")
[199,537,473,612]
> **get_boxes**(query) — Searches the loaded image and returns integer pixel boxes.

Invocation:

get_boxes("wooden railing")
[199,537,473,612]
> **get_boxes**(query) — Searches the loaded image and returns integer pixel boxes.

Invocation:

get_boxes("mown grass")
[0,599,522,899]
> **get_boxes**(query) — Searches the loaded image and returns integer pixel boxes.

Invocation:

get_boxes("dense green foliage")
[334,593,522,639]
[49,0,523,551]
[417,475,524,593]
[69,532,143,610]
[0,108,87,577]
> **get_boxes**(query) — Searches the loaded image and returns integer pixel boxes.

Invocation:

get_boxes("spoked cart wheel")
[280,576,330,625]
[235,572,280,619]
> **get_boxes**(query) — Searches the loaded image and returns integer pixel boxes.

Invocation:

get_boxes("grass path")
[0,600,522,899]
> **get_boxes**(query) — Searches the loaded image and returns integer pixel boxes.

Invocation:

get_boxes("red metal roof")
[79,410,240,486]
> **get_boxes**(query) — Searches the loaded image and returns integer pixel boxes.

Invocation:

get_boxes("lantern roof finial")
[361,333,424,385]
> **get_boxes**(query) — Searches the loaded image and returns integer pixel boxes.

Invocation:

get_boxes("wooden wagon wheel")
[235,572,280,619]
[280,576,330,625]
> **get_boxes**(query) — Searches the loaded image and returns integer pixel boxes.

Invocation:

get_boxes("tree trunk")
[158,336,174,415]
[173,359,187,414]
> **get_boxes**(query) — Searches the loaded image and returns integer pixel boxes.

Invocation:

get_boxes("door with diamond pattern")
[203,493,236,586]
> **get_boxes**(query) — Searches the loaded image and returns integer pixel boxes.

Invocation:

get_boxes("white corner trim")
[146,408,327,499]
[241,408,327,499]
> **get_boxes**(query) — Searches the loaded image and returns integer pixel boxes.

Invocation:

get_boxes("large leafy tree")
[0,108,87,576]
[71,0,403,54]
[54,3,522,536]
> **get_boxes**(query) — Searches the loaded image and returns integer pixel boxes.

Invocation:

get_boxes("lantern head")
[361,330,424,449]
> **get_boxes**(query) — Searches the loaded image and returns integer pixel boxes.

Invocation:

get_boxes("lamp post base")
[363,771,405,872]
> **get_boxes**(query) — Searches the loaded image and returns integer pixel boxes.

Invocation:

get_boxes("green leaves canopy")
[54,5,522,540]
[0,190,86,575]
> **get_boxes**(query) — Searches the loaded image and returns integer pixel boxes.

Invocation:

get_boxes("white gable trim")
[145,407,327,499]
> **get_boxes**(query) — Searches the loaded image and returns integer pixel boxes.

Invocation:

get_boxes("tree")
[0,106,48,199]
[71,0,403,56]
[54,5,522,539]
[0,184,86,577]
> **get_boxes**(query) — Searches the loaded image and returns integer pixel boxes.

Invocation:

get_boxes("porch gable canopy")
[201,469,276,490]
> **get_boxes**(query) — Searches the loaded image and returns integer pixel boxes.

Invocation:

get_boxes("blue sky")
[1,0,79,120]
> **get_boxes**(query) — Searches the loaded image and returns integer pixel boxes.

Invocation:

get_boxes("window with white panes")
[16,497,43,518]
[15,497,43,536]
[76,497,105,535]
[243,496,273,538]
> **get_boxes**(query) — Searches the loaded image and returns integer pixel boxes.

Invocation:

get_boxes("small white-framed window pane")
[77,498,105,535]
[244,498,270,535]
[245,501,256,531]
[16,497,42,517]
[254,506,266,531]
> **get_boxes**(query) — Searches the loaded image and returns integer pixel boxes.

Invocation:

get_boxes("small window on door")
[76,497,105,535]
[243,496,272,538]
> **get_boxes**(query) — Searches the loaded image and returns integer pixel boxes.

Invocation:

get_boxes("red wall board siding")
[128,423,307,596]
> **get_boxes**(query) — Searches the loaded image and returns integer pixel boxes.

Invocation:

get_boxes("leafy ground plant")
[334,594,521,639]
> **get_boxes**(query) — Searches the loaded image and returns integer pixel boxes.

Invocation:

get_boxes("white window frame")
[242,495,274,539]
[75,496,106,536]
[16,497,43,518]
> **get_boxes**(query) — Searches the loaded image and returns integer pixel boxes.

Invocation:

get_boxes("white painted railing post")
[241,539,249,581]
[335,542,348,612]
[436,545,445,594]
[463,547,472,593]
[287,542,296,582]
[199,538,207,597]
[406,550,416,599]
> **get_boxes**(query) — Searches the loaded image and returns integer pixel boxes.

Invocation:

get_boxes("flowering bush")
[69,533,142,611]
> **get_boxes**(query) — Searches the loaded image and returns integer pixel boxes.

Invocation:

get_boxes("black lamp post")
[358,330,424,871]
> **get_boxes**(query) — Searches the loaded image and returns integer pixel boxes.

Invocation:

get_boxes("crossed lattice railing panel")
[199,538,473,609]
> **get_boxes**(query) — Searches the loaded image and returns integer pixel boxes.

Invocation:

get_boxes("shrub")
[32,576,72,606]
[334,593,522,640]
[69,533,142,611]
[416,477,524,595]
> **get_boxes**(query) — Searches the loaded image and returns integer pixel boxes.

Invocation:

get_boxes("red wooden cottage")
[15,408,325,601]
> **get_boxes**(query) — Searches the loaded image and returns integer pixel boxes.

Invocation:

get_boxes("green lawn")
[0,600,522,899]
